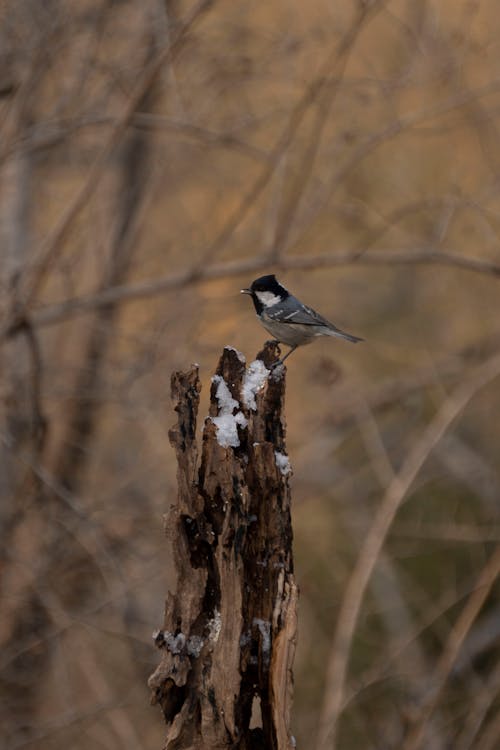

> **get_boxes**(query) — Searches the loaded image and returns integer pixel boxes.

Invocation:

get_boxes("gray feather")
[263,295,362,345]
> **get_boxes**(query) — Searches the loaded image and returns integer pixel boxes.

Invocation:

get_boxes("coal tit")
[241,274,363,365]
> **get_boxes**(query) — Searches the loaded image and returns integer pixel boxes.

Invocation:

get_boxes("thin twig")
[455,659,500,750]
[193,4,386,272]
[2,112,272,164]
[280,78,500,255]
[271,0,387,258]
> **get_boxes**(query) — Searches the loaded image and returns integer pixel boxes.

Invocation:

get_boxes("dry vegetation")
[1,0,500,748]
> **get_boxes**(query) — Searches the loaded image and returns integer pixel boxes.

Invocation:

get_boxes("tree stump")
[149,342,298,749]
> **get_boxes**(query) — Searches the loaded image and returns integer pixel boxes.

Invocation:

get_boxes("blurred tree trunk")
[0,74,40,525]
[0,69,52,724]
[150,343,298,750]
[0,27,157,741]
[48,44,155,493]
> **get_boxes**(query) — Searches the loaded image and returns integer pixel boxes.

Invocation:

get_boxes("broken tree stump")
[149,342,298,750]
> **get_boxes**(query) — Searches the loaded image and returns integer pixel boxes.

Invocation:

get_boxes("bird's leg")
[272,345,297,368]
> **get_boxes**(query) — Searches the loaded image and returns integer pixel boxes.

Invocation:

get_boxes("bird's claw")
[271,359,283,369]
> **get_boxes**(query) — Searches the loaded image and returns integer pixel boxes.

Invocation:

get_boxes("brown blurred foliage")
[1,1,500,748]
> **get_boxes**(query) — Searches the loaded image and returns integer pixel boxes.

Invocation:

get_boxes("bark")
[150,342,298,750]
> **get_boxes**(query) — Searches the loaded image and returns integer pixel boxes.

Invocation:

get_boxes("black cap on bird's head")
[241,274,288,296]
[241,274,288,314]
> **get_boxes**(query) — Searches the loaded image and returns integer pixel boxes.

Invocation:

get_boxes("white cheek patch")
[255,290,282,307]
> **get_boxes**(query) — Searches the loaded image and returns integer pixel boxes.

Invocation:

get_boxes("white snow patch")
[242,360,269,410]
[208,609,222,644]
[253,618,271,663]
[153,630,204,658]
[164,631,186,654]
[270,362,284,381]
[274,451,291,476]
[186,635,204,657]
[211,375,247,448]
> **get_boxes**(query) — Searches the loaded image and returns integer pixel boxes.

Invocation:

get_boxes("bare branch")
[402,544,500,750]
[315,349,500,750]
[2,0,216,337]
[270,0,387,259]
[22,247,500,332]
[3,113,272,165]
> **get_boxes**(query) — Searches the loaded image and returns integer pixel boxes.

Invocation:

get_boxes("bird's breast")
[260,315,317,346]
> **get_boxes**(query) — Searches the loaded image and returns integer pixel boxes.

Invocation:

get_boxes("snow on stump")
[149,341,298,750]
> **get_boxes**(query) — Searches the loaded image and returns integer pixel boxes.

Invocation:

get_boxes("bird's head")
[241,274,288,310]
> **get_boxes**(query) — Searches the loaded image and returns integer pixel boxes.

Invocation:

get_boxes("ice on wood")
[211,375,248,448]
[274,451,291,476]
[242,359,270,410]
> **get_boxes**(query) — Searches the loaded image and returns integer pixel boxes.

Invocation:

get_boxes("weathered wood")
[149,342,298,749]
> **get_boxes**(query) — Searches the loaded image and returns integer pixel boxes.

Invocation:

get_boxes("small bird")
[241,274,363,365]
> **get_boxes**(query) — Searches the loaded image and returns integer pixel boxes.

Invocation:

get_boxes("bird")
[241,274,363,365]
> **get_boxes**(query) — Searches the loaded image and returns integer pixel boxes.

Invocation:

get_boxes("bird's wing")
[267,297,336,328]
[265,297,363,342]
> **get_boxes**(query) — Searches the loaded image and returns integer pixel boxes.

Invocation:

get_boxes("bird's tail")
[327,327,363,343]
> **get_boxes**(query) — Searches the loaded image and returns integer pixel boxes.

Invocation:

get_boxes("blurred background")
[1,1,500,748]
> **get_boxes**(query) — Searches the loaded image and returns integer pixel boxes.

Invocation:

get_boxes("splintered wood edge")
[271,579,299,750]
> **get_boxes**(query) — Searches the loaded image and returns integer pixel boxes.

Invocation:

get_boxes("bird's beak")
[240,288,251,295]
